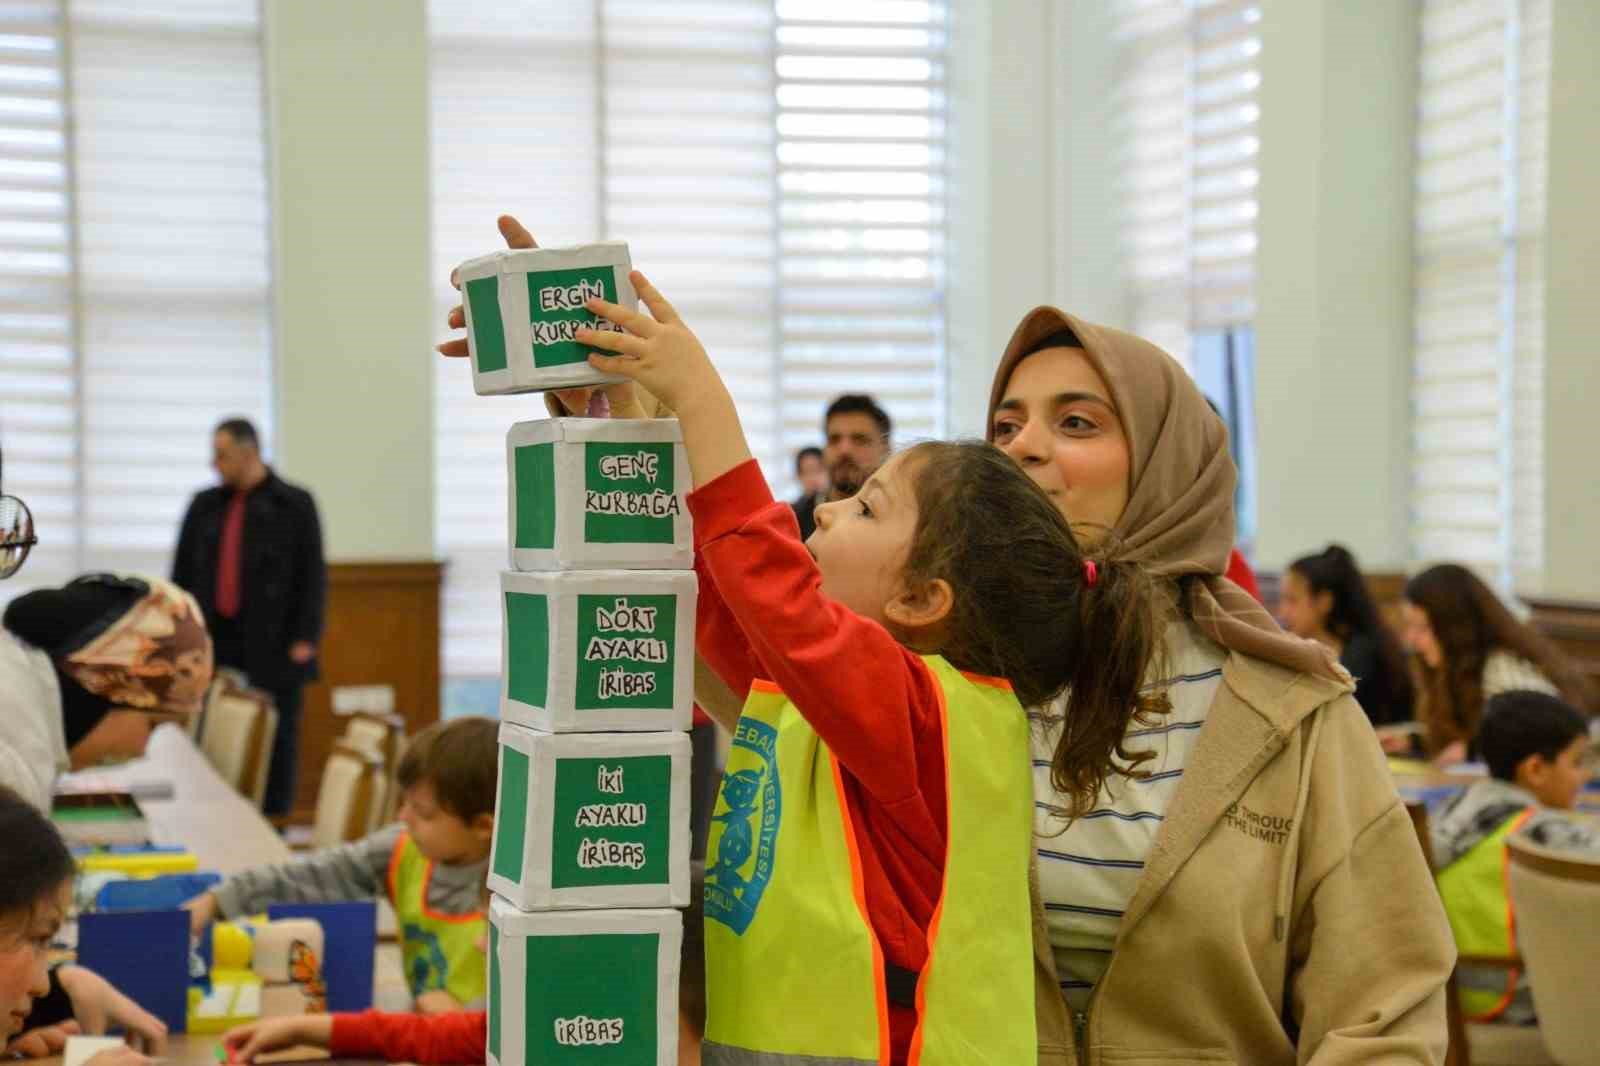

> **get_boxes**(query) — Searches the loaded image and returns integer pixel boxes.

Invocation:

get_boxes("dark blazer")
[172,470,325,689]
[790,493,823,541]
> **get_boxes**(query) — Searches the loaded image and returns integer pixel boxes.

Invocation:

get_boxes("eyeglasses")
[0,493,37,579]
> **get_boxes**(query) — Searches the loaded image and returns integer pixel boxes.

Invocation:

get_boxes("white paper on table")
[63,1036,127,1066]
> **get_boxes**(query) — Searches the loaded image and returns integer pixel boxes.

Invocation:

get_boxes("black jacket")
[172,471,325,688]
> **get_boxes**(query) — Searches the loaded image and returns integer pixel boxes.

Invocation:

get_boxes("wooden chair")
[199,674,278,809]
[308,741,385,850]
[1407,800,1555,1066]
[1507,835,1600,1066]
[339,711,407,823]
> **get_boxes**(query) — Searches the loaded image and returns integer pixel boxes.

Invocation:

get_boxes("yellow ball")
[212,922,253,970]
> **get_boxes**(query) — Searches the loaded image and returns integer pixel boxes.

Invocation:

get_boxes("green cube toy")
[487,898,681,1066]
[500,569,695,733]
[507,418,692,572]
[457,243,635,395]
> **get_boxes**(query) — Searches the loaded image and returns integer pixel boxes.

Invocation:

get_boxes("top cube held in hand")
[507,418,692,571]
[457,242,636,395]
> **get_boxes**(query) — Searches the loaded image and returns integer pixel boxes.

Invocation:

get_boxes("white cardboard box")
[500,569,695,733]
[487,899,682,1066]
[457,243,634,395]
[506,418,692,572]
[488,723,691,911]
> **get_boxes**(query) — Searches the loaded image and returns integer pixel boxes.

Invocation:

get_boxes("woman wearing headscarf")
[988,308,1453,1064]
[0,571,212,814]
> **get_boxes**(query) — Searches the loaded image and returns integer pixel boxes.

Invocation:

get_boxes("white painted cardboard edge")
[458,243,635,396]
[489,897,681,1066]
[499,570,695,733]
[505,418,693,572]
[489,725,691,911]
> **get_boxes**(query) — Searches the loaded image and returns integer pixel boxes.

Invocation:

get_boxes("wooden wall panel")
[1526,596,1600,710]
[291,561,443,821]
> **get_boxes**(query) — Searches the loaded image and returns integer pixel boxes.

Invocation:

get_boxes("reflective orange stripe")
[830,751,891,1066]
[1474,807,1538,1022]
[749,678,783,695]
[957,670,1012,692]
[905,678,950,1066]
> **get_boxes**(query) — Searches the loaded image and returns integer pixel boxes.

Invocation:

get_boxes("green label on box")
[514,442,556,550]
[488,922,501,1061]
[526,266,620,368]
[505,592,550,708]
[466,276,507,374]
[524,932,658,1064]
[550,755,672,889]
[574,594,676,711]
[583,442,678,545]
[493,746,530,884]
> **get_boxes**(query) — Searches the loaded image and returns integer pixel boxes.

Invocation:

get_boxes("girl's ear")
[884,577,954,633]
[472,812,496,844]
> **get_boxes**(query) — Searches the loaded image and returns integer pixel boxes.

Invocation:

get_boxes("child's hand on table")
[182,891,219,939]
[52,966,167,1053]
[221,1016,333,1064]
[412,990,461,1015]
[434,213,645,420]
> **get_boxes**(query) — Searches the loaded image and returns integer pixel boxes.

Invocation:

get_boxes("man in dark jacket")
[172,418,325,816]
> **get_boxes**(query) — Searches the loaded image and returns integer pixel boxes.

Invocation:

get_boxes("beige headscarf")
[986,306,1346,682]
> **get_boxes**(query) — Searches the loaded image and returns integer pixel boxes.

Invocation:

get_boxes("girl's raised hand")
[576,272,725,420]
[578,271,752,489]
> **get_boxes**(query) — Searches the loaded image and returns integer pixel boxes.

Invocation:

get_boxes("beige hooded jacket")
[991,307,1454,1064]
[1028,650,1454,1064]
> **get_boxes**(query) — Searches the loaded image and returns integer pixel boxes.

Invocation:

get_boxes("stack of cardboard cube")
[460,244,692,1066]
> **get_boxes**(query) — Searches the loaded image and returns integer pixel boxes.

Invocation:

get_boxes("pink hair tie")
[1083,560,1099,588]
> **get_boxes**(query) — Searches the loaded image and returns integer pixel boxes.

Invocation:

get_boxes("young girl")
[1401,563,1596,764]
[0,787,162,1065]
[570,275,1160,1064]
[1279,544,1414,725]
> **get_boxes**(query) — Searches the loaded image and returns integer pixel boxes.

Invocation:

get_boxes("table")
[59,724,292,875]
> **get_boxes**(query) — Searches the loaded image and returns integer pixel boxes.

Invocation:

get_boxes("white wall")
[264,0,435,562]
[1541,0,1600,601]
[945,0,1061,439]
[1253,0,1418,573]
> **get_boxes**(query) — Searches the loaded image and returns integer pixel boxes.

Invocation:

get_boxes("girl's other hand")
[82,1048,152,1066]
[56,966,168,1054]
[5,1021,79,1058]
[577,272,723,418]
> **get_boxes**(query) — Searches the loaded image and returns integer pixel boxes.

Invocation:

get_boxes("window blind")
[430,0,948,679]
[1410,0,1548,588]
[1111,0,1260,366]
[0,0,271,599]
[0,1,78,593]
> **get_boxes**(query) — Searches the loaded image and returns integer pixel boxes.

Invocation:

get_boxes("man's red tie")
[215,491,247,619]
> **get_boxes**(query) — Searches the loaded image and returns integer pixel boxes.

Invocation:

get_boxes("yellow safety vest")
[1436,807,1536,1021]
[387,833,489,1006]
[703,655,1036,1065]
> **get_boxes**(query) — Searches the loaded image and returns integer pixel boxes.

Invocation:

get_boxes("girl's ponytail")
[1044,556,1172,820]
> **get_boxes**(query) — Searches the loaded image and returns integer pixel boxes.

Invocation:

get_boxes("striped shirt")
[1481,648,1559,701]
[1031,619,1226,1013]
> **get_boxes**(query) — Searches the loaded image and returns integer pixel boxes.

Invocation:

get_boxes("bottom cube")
[488,898,681,1066]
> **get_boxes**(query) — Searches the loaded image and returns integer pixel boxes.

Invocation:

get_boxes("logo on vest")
[705,718,780,935]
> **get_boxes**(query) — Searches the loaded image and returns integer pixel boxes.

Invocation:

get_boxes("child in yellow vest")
[1431,690,1597,1023]
[185,717,498,1013]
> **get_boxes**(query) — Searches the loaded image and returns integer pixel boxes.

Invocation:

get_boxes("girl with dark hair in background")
[1401,563,1597,765]
[0,786,166,1062]
[1279,545,1414,726]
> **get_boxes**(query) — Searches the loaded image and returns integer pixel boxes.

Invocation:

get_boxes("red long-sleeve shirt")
[691,460,948,1061]
[330,1009,486,1064]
